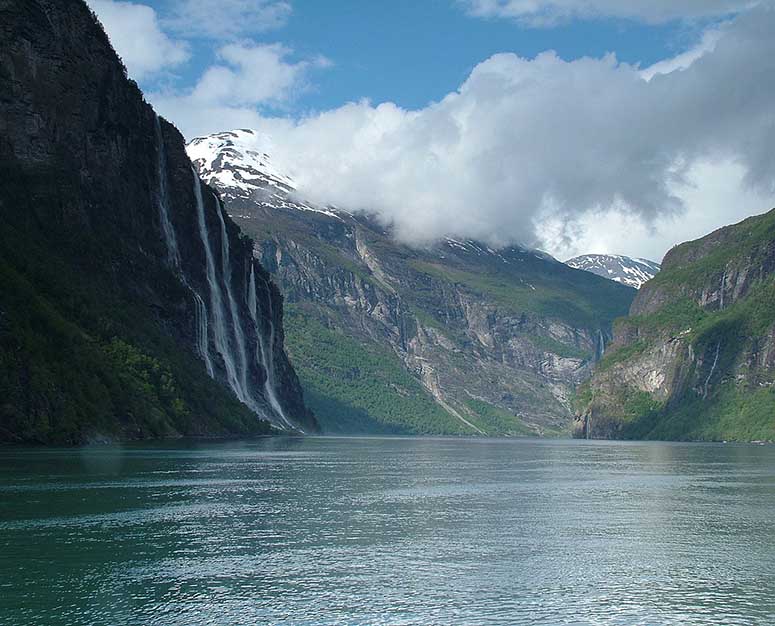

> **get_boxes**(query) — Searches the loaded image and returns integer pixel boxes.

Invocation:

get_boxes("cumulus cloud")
[205,7,767,251]
[192,43,330,105]
[640,28,723,80]
[146,5,775,259]
[151,43,330,129]
[460,0,762,25]
[544,160,772,262]
[88,0,188,80]
[163,0,292,39]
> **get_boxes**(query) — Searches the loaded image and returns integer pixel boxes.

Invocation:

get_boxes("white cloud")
[640,28,722,80]
[543,160,772,262]
[88,0,188,80]
[151,43,330,131]
[460,0,763,25]
[255,8,775,256]
[149,6,775,261]
[192,43,329,105]
[164,0,292,39]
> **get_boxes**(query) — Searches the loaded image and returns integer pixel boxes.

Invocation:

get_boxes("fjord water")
[1,438,774,625]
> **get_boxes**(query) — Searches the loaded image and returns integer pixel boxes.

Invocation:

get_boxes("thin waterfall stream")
[154,117,214,375]
[249,265,298,431]
[213,194,257,411]
[192,168,248,405]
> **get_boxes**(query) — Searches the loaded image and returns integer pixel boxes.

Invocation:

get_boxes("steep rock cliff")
[578,209,775,441]
[0,0,315,443]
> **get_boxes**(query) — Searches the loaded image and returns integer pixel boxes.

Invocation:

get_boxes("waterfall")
[249,264,298,431]
[191,292,213,377]
[154,116,180,268]
[155,129,278,421]
[192,168,247,404]
[703,341,721,399]
[155,116,213,375]
[213,194,253,401]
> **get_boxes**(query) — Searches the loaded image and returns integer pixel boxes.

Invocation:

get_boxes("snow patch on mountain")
[189,129,562,267]
[565,254,660,289]
[187,129,342,219]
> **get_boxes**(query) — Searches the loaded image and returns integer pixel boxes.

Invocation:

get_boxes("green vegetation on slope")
[0,224,269,445]
[283,304,470,434]
[409,258,632,329]
[462,398,545,437]
[650,209,775,293]
[623,382,775,442]
[613,276,775,353]
[586,211,775,441]
[284,304,538,436]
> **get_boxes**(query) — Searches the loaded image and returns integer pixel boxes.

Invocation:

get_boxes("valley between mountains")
[188,130,636,436]
[2,0,773,445]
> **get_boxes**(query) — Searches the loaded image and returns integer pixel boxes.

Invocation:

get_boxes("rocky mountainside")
[189,129,636,436]
[577,209,775,442]
[0,0,315,444]
[565,254,660,289]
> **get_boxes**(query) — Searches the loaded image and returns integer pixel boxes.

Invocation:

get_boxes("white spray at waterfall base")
[248,264,299,432]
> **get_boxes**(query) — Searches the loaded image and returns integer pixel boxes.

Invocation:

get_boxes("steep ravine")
[0,0,315,443]
[189,130,636,436]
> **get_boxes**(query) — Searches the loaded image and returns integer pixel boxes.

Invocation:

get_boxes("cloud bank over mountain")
[90,0,775,259]
[164,8,774,254]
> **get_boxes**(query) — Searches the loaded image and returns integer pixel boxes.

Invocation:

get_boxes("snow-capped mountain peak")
[187,129,295,197]
[565,254,660,289]
[186,129,341,219]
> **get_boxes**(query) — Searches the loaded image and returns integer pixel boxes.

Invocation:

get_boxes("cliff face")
[0,0,315,443]
[579,209,775,442]
[189,131,635,436]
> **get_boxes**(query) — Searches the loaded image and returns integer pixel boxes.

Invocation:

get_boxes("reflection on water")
[1,437,774,625]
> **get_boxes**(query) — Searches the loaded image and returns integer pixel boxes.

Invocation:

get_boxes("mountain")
[0,0,315,444]
[577,209,775,442]
[189,129,636,436]
[565,254,660,289]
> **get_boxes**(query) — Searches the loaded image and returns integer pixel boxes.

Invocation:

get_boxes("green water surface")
[1,437,774,625]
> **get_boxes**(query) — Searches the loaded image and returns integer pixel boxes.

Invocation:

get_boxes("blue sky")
[121,0,711,114]
[280,2,710,112]
[89,0,774,261]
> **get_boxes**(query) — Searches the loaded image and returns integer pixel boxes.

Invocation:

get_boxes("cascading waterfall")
[191,293,213,376]
[154,116,213,375]
[213,194,253,403]
[192,168,249,404]
[248,265,298,431]
[156,134,284,423]
[154,116,180,268]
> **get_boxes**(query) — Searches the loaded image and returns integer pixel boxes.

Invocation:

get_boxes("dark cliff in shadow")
[0,0,316,443]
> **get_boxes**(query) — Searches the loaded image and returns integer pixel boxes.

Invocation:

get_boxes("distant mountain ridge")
[188,129,636,436]
[565,254,660,289]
